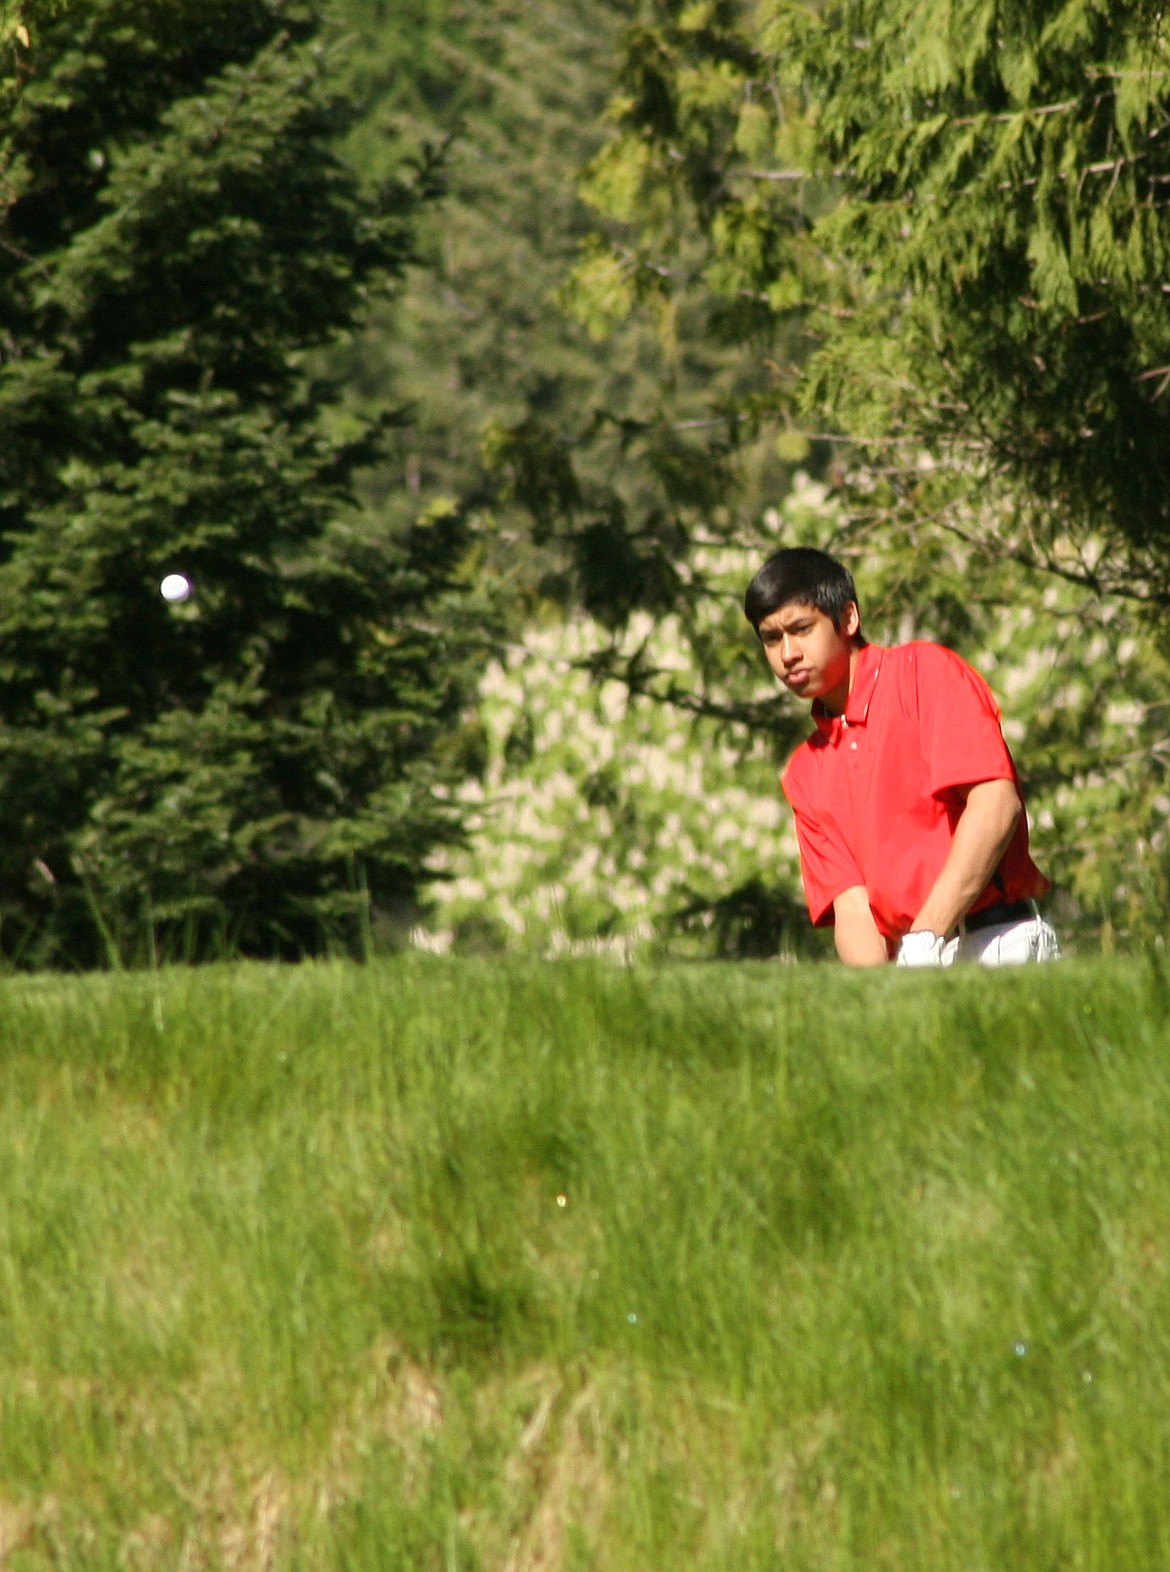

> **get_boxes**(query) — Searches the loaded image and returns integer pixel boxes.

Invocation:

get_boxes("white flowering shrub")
[967,586,1170,950]
[418,600,817,955]
[414,476,855,958]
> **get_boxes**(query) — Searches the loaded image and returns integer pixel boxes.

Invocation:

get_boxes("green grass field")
[0,954,1166,1568]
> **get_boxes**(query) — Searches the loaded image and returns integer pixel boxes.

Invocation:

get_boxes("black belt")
[962,899,1035,934]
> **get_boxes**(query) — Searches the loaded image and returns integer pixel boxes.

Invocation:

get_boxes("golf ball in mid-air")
[160,573,193,604]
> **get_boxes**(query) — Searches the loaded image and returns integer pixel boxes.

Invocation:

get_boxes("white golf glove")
[896,930,947,968]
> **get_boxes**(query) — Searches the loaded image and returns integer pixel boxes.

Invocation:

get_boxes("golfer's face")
[758,600,857,712]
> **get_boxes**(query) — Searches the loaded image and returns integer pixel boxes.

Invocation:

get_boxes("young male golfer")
[745,547,1060,967]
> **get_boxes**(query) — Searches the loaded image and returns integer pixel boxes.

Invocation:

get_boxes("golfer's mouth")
[785,669,812,689]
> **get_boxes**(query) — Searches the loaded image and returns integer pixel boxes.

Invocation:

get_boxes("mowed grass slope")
[0,955,1166,1568]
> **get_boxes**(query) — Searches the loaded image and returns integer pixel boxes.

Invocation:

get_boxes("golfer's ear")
[842,600,860,639]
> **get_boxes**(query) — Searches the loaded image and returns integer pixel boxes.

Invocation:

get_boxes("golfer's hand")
[896,931,947,968]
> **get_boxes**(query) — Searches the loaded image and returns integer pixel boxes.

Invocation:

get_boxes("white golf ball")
[160,573,193,604]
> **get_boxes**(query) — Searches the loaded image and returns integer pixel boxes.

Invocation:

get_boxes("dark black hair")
[743,546,862,635]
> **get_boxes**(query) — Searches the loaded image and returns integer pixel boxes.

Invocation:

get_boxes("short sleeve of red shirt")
[912,643,1016,795]
[781,762,861,927]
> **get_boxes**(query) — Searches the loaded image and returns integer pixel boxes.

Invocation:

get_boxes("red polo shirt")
[781,641,1049,940]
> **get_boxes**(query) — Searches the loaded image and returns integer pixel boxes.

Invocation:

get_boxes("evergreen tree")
[329,0,648,534]
[0,0,478,964]
[764,0,1170,603]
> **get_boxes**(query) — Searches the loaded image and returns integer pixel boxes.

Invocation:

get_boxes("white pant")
[942,913,1062,967]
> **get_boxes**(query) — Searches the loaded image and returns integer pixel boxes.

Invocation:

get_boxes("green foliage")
[0,0,478,964]
[327,0,652,548]
[329,0,800,638]
[1,954,1170,1564]
[767,0,1170,597]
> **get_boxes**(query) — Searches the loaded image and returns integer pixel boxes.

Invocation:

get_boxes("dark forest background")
[2,0,1170,964]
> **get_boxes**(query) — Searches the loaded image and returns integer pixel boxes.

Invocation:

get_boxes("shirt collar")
[812,643,884,735]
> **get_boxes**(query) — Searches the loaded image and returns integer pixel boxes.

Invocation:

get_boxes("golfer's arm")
[909,778,1022,938]
[833,885,888,966]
